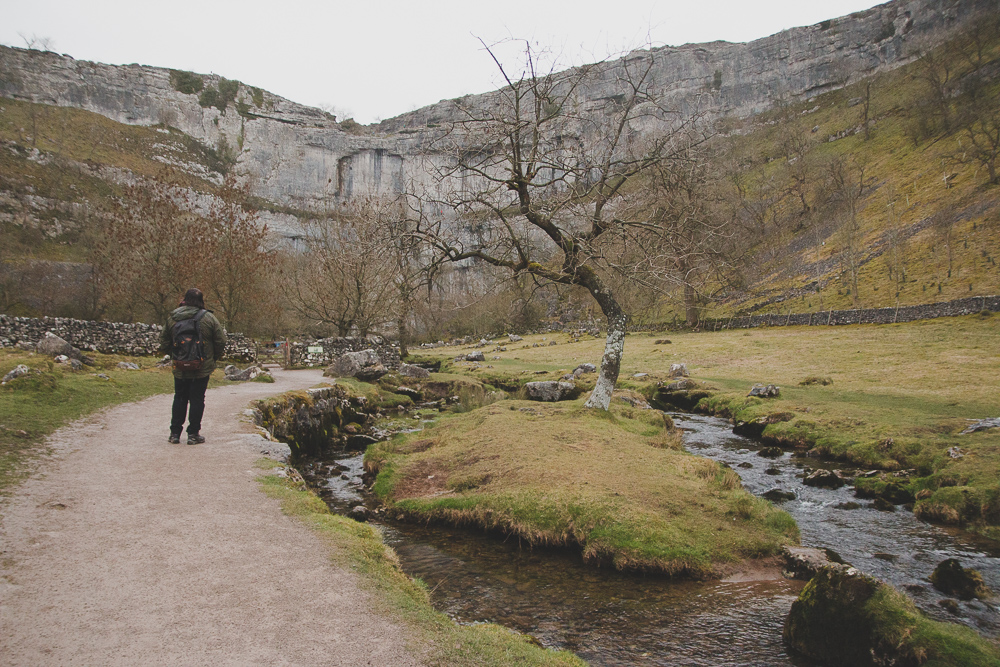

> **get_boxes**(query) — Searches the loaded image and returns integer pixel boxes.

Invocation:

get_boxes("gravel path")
[0,368,421,666]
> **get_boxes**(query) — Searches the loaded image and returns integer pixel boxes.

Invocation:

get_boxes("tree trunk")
[684,283,700,327]
[580,275,626,411]
[397,291,410,359]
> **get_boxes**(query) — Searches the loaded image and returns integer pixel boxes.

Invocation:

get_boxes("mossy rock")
[929,559,991,601]
[785,565,1000,667]
[784,566,908,667]
[854,477,916,504]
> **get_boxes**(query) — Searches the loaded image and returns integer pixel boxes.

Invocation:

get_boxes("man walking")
[159,288,227,444]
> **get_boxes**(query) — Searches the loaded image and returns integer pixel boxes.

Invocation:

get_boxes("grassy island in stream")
[366,399,799,577]
[410,314,1000,541]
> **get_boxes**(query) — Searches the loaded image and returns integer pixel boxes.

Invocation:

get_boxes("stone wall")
[696,295,1000,331]
[0,314,257,362]
[287,336,401,369]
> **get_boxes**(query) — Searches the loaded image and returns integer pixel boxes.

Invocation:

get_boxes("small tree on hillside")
[826,156,870,306]
[204,173,276,333]
[415,42,710,409]
[94,177,208,323]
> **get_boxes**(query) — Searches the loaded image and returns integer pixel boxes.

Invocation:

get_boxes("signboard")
[307,346,324,354]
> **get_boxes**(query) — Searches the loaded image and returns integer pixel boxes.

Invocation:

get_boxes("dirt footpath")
[0,369,420,666]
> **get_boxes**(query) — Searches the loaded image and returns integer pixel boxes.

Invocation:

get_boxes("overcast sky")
[2,0,884,124]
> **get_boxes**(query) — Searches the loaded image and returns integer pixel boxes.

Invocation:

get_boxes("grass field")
[411,314,1000,539]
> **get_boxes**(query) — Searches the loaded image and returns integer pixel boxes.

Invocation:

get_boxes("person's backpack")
[170,309,208,371]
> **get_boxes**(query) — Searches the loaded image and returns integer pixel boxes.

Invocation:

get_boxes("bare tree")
[285,194,398,337]
[204,173,276,334]
[415,41,708,409]
[825,157,870,306]
[93,177,207,323]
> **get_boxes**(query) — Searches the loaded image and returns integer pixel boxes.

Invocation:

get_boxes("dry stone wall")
[0,314,256,361]
[698,295,1000,331]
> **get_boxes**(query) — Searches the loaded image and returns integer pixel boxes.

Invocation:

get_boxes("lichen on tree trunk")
[584,319,625,410]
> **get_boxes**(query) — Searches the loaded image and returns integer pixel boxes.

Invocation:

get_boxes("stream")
[296,411,1000,666]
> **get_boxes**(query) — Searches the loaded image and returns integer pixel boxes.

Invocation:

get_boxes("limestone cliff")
[0,0,991,240]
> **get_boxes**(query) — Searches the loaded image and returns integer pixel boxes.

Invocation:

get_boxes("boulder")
[763,489,796,503]
[668,363,689,378]
[225,364,269,381]
[525,381,578,402]
[929,559,991,600]
[465,351,485,362]
[782,546,839,579]
[574,363,597,374]
[784,566,916,666]
[395,386,423,401]
[803,469,847,489]
[748,383,780,398]
[117,362,140,370]
[356,363,388,382]
[757,446,784,458]
[36,332,79,359]
[508,334,523,342]
[961,418,1000,434]
[1,364,31,384]
[398,363,431,379]
[664,378,692,391]
[323,349,384,380]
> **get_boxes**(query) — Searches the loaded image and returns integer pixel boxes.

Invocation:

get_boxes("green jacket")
[159,306,228,379]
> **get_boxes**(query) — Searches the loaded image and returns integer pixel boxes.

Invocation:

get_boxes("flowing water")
[297,411,1000,666]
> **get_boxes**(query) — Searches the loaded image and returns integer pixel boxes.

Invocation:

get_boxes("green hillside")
[685,20,1000,322]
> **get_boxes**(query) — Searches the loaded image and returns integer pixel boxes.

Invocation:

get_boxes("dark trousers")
[170,376,210,435]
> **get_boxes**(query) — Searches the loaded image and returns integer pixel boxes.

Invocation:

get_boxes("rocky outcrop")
[1,0,991,232]
[323,349,388,382]
[525,381,579,402]
[252,386,377,458]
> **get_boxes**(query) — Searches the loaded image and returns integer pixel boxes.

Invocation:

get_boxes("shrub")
[169,69,203,95]
[199,78,240,113]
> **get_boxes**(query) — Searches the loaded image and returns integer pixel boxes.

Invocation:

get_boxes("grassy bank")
[365,398,798,577]
[256,461,584,667]
[0,349,240,496]
[412,315,1000,539]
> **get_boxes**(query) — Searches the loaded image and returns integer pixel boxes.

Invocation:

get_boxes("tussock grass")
[366,400,798,577]
[256,465,584,667]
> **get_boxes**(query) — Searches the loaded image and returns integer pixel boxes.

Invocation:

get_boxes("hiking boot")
[168,433,181,444]
[187,433,206,445]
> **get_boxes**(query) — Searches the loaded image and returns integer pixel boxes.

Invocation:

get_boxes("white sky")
[1,0,884,124]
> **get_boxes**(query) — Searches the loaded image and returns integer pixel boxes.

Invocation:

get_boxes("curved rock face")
[0,0,989,235]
